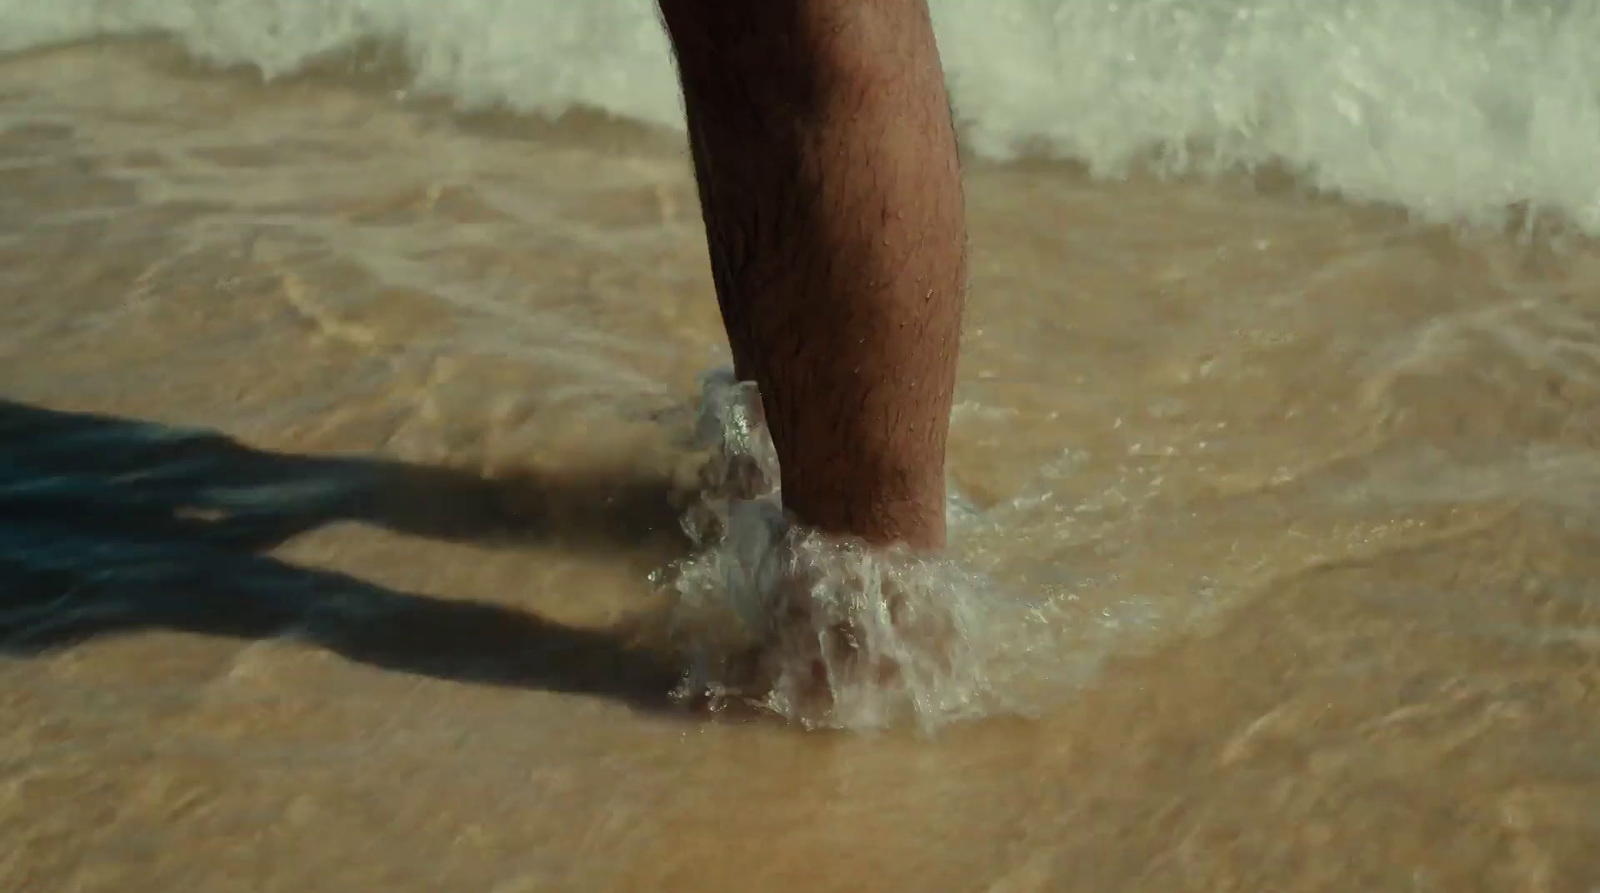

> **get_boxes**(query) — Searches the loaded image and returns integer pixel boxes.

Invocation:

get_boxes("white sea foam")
[3,0,1600,233]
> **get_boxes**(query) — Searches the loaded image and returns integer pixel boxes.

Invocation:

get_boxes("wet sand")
[3,45,1599,892]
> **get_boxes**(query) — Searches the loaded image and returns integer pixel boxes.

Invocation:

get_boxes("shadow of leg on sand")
[0,399,694,712]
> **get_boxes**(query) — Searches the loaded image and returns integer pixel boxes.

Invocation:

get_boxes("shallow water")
[3,40,1600,892]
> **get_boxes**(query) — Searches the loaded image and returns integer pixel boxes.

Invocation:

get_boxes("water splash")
[653,369,1014,732]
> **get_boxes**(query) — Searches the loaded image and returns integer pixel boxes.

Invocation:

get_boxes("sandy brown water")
[3,44,1600,892]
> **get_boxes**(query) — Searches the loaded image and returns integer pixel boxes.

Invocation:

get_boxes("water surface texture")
[2,2,1599,890]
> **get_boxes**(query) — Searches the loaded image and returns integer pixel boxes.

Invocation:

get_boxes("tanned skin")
[658,0,967,552]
